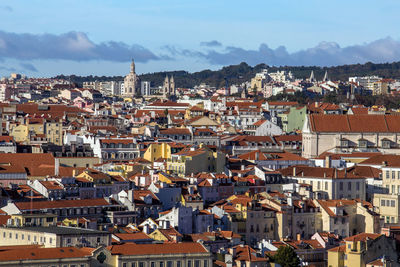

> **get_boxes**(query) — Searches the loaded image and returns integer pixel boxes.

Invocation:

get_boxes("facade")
[280,166,367,200]
[163,75,175,96]
[0,226,111,248]
[123,60,138,97]
[328,233,398,267]
[302,114,400,158]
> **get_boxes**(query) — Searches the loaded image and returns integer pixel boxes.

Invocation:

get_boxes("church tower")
[163,75,170,96]
[309,70,315,82]
[169,75,175,95]
[323,70,329,82]
[123,59,138,97]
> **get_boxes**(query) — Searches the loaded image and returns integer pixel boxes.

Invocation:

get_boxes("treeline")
[54,61,400,88]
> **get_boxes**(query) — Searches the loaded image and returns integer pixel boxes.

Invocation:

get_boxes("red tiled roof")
[0,246,94,261]
[14,198,110,211]
[309,114,400,133]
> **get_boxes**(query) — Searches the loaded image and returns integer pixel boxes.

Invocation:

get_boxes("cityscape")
[1,1,400,267]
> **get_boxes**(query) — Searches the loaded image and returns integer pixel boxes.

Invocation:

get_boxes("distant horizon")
[1,1,399,77]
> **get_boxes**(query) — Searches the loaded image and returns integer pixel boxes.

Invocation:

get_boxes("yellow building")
[167,146,225,176]
[327,233,398,267]
[7,213,57,227]
[144,143,171,162]
[45,119,63,145]
[10,124,28,142]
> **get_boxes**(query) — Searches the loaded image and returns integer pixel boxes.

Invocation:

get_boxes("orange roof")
[344,233,382,242]
[14,198,110,211]
[360,154,400,167]
[0,246,94,261]
[309,114,400,133]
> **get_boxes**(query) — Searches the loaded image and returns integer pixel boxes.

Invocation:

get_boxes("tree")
[271,246,300,267]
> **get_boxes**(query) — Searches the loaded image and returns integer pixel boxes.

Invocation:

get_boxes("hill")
[55,61,400,88]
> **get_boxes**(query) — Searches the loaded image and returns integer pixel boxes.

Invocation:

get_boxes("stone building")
[302,114,400,158]
[163,75,175,96]
[123,59,138,97]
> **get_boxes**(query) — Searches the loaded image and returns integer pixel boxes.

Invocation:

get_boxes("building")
[0,226,111,247]
[123,59,138,97]
[141,81,151,96]
[327,233,398,267]
[302,114,400,158]
[105,242,212,267]
[280,166,367,200]
[163,75,175,96]
[0,246,95,267]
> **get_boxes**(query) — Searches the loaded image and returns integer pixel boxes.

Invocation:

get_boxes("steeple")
[323,70,329,82]
[309,70,315,82]
[170,75,175,95]
[130,59,135,73]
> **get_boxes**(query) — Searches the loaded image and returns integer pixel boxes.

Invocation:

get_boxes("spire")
[130,59,135,73]
[309,70,315,82]
[323,70,329,82]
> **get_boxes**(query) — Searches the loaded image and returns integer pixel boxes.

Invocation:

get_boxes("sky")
[0,0,400,77]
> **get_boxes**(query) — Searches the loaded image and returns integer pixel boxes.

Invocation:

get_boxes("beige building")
[0,226,110,248]
[280,166,367,200]
[302,114,400,159]
[45,119,63,145]
[328,233,398,267]
[315,199,380,238]
[373,193,400,224]
[123,60,138,97]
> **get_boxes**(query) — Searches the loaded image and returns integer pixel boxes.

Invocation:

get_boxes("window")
[15,233,18,239]
[204,260,208,267]
[356,182,360,191]
[339,182,343,190]
[22,234,24,240]
[392,185,396,194]
[188,260,192,267]
[358,140,367,148]
[123,264,127,267]
[150,263,155,267]
[167,261,173,267]
[325,182,328,190]
[348,182,351,190]
[176,261,181,267]
[195,260,200,267]
[160,262,164,267]
[139,262,144,267]
[391,200,396,207]
[386,171,390,179]
[393,171,396,179]
[131,264,136,267]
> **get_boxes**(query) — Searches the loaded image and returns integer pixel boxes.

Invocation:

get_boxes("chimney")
[71,142,77,154]
[287,196,293,206]
[325,155,331,168]
[127,189,134,203]
[143,224,150,234]
[296,233,301,241]
[382,161,388,167]
[293,167,297,177]
[54,158,59,176]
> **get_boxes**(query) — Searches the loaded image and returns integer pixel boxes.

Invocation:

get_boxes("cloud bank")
[0,31,161,62]
[192,37,400,66]
[200,40,222,47]
[1,29,400,73]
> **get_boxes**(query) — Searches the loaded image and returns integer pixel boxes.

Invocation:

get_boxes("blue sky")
[0,0,399,77]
